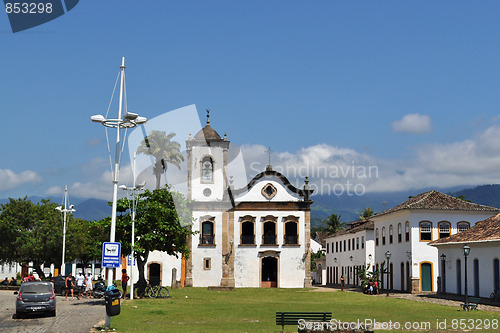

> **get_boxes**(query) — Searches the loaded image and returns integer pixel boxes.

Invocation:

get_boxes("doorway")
[421,262,433,292]
[261,257,277,288]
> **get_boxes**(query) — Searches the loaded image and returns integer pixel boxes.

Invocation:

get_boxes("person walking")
[85,273,93,299]
[65,273,75,300]
[75,272,85,300]
[340,275,345,291]
[121,269,129,300]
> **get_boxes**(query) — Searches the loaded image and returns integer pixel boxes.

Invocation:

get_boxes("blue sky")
[2,1,500,200]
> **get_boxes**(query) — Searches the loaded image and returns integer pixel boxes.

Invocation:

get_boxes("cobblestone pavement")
[0,290,106,333]
[311,286,500,312]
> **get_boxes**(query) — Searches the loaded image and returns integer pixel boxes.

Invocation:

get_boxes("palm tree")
[137,131,184,189]
[323,213,345,234]
[359,207,374,220]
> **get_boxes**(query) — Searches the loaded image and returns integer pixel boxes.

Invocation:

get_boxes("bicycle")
[145,283,169,298]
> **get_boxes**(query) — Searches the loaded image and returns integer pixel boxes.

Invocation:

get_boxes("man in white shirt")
[75,272,85,300]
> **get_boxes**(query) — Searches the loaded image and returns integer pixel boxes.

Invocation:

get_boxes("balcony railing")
[240,235,255,245]
[200,234,214,245]
[284,235,298,245]
[262,235,277,245]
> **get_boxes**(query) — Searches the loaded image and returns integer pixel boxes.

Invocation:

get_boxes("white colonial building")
[182,118,314,288]
[325,220,375,287]
[430,213,500,299]
[325,190,499,293]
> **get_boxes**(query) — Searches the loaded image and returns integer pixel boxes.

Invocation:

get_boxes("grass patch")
[109,288,500,332]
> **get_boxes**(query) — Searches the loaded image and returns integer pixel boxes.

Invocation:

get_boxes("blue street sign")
[102,242,121,268]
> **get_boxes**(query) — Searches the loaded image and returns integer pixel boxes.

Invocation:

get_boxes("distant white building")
[430,213,500,299]
[325,190,499,293]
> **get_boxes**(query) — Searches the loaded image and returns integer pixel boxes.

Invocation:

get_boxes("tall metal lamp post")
[385,251,391,297]
[56,185,75,276]
[119,180,145,300]
[91,57,147,327]
[462,244,470,305]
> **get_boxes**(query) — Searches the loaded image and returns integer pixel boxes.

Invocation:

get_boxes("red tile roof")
[375,190,499,217]
[430,213,500,245]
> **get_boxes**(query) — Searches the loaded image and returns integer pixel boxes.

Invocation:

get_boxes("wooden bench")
[276,312,332,331]
[461,297,481,311]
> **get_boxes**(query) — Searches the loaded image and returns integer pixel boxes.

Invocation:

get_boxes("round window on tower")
[203,188,212,197]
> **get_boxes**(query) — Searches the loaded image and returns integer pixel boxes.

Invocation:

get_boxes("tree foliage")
[137,131,184,189]
[322,213,345,234]
[0,197,93,278]
[96,186,194,291]
[359,207,374,220]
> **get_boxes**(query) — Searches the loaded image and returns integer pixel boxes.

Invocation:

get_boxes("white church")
[145,116,314,288]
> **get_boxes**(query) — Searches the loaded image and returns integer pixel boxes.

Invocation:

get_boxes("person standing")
[85,273,93,299]
[121,269,129,300]
[75,272,85,300]
[340,275,345,291]
[65,273,75,300]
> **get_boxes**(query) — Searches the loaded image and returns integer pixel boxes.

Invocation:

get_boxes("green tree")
[0,198,67,278]
[322,213,345,234]
[359,207,374,220]
[98,186,194,294]
[137,131,184,189]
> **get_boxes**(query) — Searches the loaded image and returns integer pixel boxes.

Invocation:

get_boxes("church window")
[457,221,470,233]
[405,221,410,242]
[389,225,393,244]
[398,223,402,243]
[419,221,432,241]
[262,221,277,245]
[240,220,255,245]
[438,221,451,239]
[201,156,214,183]
[382,227,386,246]
[203,258,211,270]
[200,221,215,245]
[356,237,359,250]
[361,236,364,249]
[375,228,379,246]
[284,221,298,245]
[261,183,277,200]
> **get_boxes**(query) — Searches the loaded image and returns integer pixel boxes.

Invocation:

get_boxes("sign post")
[102,242,121,269]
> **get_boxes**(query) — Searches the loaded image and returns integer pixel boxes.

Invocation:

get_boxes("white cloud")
[391,113,432,134]
[0,169,42,192]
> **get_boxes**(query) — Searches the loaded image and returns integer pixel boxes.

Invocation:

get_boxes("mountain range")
[2,184,500,228]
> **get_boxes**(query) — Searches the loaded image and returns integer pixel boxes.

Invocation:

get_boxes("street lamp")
[119,179,145,300]
[55,185,75,276]
[385,251,391,297]
[462,244,470,306]
[91,57,147,328]
[440,254,446,293]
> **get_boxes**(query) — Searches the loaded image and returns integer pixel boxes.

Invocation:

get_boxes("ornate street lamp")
[462,244,470,306]
[119,177,145,300]
[385,251,391,297]
[91,57,147,328]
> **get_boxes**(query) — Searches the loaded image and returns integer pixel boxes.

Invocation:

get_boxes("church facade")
[183,118,314,288]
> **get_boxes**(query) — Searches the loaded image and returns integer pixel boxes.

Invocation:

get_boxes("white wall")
[437,242,500,299]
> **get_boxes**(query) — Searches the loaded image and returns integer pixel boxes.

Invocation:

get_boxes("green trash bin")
[104,289,121,316]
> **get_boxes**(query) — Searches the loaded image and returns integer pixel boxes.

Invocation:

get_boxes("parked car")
[15,281,56,318]
[52,275,75,295]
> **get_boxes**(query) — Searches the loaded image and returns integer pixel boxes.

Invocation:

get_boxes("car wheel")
[16,311,22,319]
[50,310,56,317]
